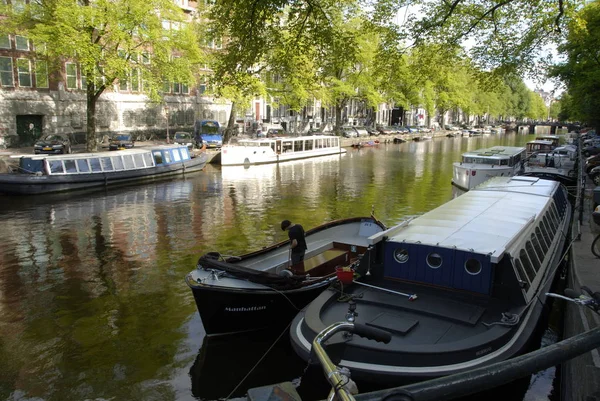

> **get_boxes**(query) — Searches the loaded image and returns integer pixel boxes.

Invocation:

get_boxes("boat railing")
[312,322,391,401]
[367,217,415,245]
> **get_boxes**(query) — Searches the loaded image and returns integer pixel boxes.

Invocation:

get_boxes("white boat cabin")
[12,146,192,176]
[460,146,526,167]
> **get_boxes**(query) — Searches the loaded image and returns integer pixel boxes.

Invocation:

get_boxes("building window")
[173,82,180,93]
[119,76,128,91]
[66,62,78,89]
[0,57,14,87]
[15,35,29,51]
[0,34,10,49]
[35,60,49,88]
[17,58,31,87]
[131,69,140,92]
[182,83,189,94]
[162,81,170,93]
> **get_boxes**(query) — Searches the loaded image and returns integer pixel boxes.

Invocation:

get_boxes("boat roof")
[461,146,526,159]
[527,139,554,145]
[386,176,559,263]
[235,135,339,144]
[10,145,188,160]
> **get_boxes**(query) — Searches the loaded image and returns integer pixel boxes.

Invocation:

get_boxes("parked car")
[366,127,379,136]
[376,126,394,135]
[109,134,135,151]
[174,132,194,149]
[585,154,600,174]
[266,128,288,138]
[582,141,600,157]
[341,127,358,138]
[589,165,600,185]
[354,126,370,137]
[34,134,71,154]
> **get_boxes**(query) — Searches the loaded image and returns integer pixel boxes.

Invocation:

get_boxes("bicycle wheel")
[592,234,600,258]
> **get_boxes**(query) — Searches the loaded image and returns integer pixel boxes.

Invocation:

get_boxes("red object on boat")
[336,267,354,284]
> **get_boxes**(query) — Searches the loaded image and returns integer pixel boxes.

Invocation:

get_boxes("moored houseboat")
[0,145,208,195]
[452,146,526,190]
[519,144,578,186]
[220,135,346,166]
[290,176,572,385]
[185,217,385,336]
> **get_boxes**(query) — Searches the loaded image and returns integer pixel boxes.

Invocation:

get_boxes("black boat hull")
[190,280,334,336]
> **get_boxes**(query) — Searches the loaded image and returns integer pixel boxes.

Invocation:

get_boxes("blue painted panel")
[418,245,454,287]
[384,242,454,287]
[452,251,493,294]
[383,242,419,281]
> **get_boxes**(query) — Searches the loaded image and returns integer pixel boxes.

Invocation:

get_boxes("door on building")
[16,115,44,146]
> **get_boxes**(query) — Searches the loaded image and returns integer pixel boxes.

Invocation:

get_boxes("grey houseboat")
[0,145,209,195]
[290,176,571,384]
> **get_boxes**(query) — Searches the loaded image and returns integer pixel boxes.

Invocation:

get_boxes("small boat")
[219,135,346,166]
[185,216,386,336]
[526,136,560,157]
[352,140,380,148]
[0,145,208,195]
[393,137,407,143]
[290,176,572,385]
[452,146,527,191]
[519,144,578,186]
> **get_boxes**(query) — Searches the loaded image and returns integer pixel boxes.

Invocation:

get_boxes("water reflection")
[0,133,538,400]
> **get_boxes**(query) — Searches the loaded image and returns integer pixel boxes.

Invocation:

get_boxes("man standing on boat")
[281,220,307,269]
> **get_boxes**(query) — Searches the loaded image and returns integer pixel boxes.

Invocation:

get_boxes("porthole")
[393,249,409,263]
[465,258,482,275]
[427,253,442,269]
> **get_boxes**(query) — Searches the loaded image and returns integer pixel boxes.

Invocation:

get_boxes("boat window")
[500,159,508,165]
[317,139,323,149]
[271,143,275,152]
[294,140,303,152]
[101,157,114,171]
[548,205,560,229]
[172,149,182,162]
[90,158,102,172]
[426,253,442,269]
[519,249,536,282]
[112,156,125,170]
[393,248,409,263]
[283,141,293,152]
[143,153,154,167]
[513,258,531,288]
[132,154,144,167]
[64,159,77,174]
[304,140,313,151]
[464,259,482,275]
[180,147,190,159]
[530,234,545,265]
[49,160,64,174]
[525,240,541,271]
[164,150,172,164]
[542,215,554,242]
[123,154,135,169]
[153,150,163,165]
[325,138,330,148]
[536,227,549,254]
[77,159,90,173]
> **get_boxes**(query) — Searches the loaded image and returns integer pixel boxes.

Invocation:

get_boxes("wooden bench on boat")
[288,241,368,276]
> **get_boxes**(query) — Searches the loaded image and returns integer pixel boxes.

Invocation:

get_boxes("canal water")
[0,133,555,401]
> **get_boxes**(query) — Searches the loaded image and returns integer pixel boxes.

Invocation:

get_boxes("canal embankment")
[562,180,600,401]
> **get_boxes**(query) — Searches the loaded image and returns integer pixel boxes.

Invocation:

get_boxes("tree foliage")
[1,0,203,150]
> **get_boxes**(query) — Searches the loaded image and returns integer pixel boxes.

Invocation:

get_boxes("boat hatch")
[384,242,494,295]
[367,312,418,335]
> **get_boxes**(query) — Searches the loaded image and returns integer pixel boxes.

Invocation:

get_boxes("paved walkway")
[563,179,600,401]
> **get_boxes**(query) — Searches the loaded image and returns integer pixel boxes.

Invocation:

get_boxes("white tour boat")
[219,135,346,166]
[452,146,527,191]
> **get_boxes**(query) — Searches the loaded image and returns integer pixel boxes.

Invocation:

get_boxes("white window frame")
[17,58,32,87]
[65,62,78,89]
[0,56,14,87]
[0,34,10,49]
[35,60,49,88]
[15,35,29,51]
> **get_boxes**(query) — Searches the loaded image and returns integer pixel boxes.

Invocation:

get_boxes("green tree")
[550,2,600,127]
[1,0,203,151]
